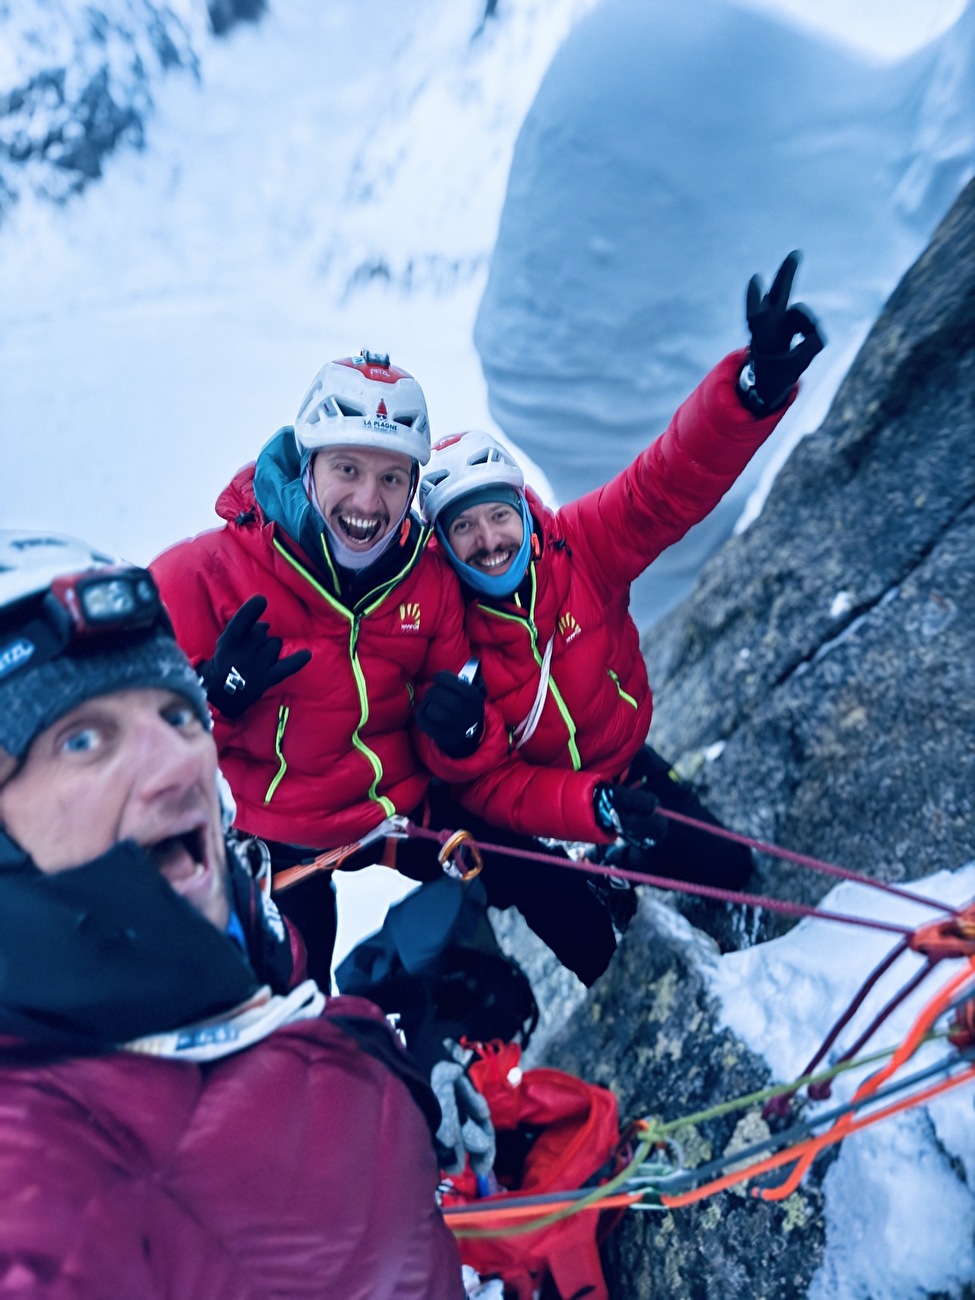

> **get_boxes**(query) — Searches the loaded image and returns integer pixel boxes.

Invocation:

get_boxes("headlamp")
[0,566,168,683]
[49,570,162,634]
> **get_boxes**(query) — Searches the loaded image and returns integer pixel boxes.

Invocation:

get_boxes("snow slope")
[0,0,584,563]
[474,0,974,623]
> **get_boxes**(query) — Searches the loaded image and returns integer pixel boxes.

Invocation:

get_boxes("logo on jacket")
[399,602,421,631]
[558,612,582,645]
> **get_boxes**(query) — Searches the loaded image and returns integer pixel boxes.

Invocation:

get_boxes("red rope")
[656,807,958,914]
[407,822,917,938]
[764,939,912,1118]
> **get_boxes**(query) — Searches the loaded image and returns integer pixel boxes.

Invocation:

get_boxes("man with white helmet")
[418,255,826,969]
[0,529,463,1298]
[152,351,509,984]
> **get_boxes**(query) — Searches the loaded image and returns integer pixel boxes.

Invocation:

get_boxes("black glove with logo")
[738,250,826,415]
[199,595,311,720]
[415,672,485,759]
[593,783,669,849]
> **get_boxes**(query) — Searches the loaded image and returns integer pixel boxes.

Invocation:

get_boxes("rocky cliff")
[526,180,974,1298]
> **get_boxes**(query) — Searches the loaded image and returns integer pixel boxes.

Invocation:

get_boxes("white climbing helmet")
[294,349,431,465]
[418,431,526,529]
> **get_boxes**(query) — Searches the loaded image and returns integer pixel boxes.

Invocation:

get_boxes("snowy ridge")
[0,0,203,212]
[320,0,600,298]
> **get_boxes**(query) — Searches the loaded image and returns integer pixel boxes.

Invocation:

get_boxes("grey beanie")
[0,628,210,763]
[438,485,524,536]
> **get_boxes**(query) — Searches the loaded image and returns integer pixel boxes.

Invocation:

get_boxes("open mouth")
[337,513,385,545]
[146,826,208,889]
[471,548,514,573]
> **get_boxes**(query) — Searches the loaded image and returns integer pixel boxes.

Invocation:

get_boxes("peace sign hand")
[740,250,826,413]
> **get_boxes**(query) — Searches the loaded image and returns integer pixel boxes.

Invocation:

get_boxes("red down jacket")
[450,351,792,842]
[152,431,509,851]
[0,996,462,1299]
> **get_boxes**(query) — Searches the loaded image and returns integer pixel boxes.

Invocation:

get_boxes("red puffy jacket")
[152,434,509,850]
[449,351,791,841]
[0,996,462,1299]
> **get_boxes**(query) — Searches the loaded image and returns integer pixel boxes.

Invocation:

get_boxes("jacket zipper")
[608,668,639,709]
[264,705,291,803]
[272,537,422,816]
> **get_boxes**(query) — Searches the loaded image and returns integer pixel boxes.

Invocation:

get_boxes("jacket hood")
[214,427,336,571]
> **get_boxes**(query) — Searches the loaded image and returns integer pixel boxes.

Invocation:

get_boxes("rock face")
[530,182,974,1297]
[645,177,975,938]
[542,898,828,1299]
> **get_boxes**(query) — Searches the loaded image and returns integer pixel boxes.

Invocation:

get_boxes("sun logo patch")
[558,611,582,644]
[399,602,421,631]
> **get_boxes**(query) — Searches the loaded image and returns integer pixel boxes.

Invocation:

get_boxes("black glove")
[738,250,826,414]
[593,783,669,849]
[199,595,311,720]
[415,671,485,759]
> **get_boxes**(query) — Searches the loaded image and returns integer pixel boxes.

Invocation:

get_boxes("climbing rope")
[269,801,975,1220]
[442,967,975,1232]
[404,818,947,939]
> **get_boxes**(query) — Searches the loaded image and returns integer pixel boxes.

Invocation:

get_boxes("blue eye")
[62,728,99,754]
[164,704,198,730]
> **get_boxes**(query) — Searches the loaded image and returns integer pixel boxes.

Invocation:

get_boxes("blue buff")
[437,495,533,599]
[225,909,247,952]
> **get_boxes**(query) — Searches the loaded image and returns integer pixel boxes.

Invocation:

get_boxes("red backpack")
[442,1041,624,1300]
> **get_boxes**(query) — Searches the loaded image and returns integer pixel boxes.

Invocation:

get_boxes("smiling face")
[312,446,415,553]
[0,687,230,929]
[446,500,525,577]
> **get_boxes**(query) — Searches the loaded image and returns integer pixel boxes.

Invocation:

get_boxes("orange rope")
[660,1060,975,1211]
[756,955,975,1200]
[444,1061,975,1227]
[443,961,975,1230]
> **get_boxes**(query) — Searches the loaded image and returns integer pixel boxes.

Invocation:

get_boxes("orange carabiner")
[438,829,484,882]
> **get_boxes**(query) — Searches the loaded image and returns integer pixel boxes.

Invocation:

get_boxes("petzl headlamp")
[0,566,168,684]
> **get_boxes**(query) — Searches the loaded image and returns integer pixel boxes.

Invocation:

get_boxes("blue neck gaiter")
[437,494,533,599]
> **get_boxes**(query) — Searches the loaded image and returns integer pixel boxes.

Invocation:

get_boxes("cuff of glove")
[593,784,621,837]
[736,362,794,416]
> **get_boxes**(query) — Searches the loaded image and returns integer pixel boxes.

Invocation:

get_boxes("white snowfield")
[1,3,973,1296]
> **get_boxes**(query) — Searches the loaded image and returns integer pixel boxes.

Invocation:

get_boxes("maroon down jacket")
[0,996,463,1299]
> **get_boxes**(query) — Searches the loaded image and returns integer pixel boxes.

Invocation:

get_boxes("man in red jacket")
[151,351,511,985]
[417,254,826,977]
[0,530,463,1299]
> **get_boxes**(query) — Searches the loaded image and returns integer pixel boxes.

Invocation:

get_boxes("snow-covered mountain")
[475,0,975,623]
[0,0,589,565]
[0,0,205,214]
